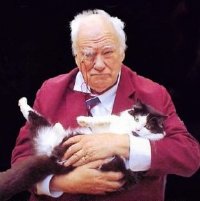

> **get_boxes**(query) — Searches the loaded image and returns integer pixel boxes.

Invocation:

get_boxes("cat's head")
[128,100,167,137]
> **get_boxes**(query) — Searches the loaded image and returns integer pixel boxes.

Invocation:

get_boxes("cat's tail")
[0,155,73,201]
[18,97,34,120]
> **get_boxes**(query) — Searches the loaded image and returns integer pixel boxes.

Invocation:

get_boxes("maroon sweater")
[11,65,200,201]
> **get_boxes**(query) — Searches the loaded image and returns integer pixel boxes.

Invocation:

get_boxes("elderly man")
[11,9,200,201]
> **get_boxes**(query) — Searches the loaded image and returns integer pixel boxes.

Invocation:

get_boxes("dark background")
[0,0,200,200]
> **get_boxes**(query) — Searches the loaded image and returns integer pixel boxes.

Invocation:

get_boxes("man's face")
[75,17,125,94]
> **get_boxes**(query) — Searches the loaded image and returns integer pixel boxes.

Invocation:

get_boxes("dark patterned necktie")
[86,96,101,110]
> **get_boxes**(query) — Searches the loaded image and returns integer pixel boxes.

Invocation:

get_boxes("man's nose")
[93,55,106,71]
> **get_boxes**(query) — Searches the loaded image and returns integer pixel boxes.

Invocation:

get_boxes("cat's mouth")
[132,131,140,137]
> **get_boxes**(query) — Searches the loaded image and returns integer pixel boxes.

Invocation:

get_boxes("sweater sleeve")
[149,86,200,176]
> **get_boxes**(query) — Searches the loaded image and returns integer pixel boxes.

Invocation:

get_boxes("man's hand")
[62,133,129,167]
[50,160,124,194]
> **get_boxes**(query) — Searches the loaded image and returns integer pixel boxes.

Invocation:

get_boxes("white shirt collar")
[73,71,91,93]
[73,71,121,114]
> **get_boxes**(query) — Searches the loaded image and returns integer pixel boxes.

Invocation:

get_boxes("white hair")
[70,9,127,56]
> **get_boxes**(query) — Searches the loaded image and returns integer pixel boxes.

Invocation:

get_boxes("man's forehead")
[77,29,119,50]
[76,16,120,52]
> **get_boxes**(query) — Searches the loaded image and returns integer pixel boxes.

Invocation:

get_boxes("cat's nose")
[135,128,141,132]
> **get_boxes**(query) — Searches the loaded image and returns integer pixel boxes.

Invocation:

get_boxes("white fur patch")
[136,127,165,140]
[18,97,34,120]
[34,123,69,156]
[34,123,92,156]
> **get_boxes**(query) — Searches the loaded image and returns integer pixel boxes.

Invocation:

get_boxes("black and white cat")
[0,97,166,201]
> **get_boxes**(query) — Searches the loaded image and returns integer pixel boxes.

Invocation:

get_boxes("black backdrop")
[0,0,200,200]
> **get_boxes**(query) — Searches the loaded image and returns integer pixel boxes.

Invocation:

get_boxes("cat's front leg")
[76,116,93,127]
[18,97,34,120]
[144,133,165,140]
[77,116,113,127]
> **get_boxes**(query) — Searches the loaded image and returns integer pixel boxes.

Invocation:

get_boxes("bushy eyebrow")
[101,45,116,50]
[81,48,95,55]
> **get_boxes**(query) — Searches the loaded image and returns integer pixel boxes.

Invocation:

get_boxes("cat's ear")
[144,103,167,119]
[152,114,167,128]
[133,99,148,114]
[133,99,146,111]
[158,115,167,126]
[133,99,143,110]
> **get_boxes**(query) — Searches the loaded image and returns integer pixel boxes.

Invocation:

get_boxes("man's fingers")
[104,180,125,192]
[63,135,83,146]
[103,171,124,181]
[72,156,89,167]
[63,149,84,166]
[83,160,105,169]
[63,141,82,160]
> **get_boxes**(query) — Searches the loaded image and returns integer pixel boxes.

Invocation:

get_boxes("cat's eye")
[145,124,151,129]
[128,110,135,116]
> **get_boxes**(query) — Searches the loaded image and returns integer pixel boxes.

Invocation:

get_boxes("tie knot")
[86,96,100,110]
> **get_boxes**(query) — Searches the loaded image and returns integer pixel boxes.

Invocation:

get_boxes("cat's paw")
[18,97,28,107]
[77,116,93,127]
[18,97,33,120]
[77,116,112,127]
[145,133,165,140]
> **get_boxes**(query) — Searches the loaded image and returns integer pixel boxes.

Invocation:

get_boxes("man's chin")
[91,83,113,94]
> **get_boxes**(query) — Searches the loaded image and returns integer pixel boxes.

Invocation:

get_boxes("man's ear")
[120,51,125,62]
[75,55,79,67]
